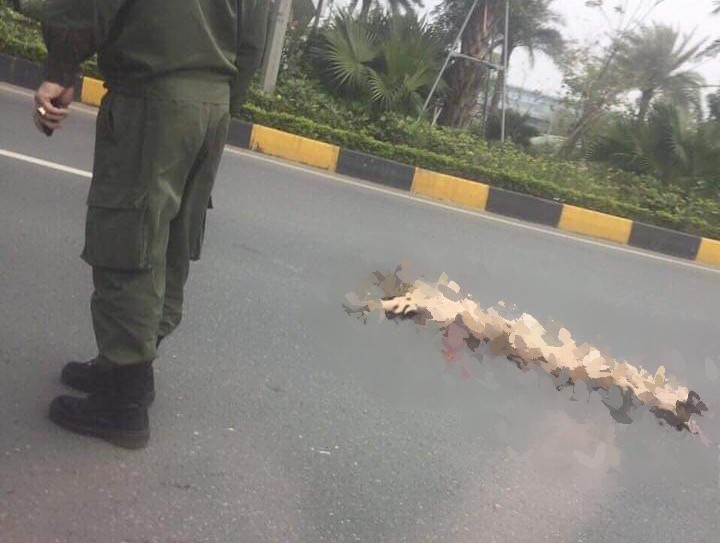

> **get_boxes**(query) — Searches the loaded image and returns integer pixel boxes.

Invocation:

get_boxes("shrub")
[0,0,100,76]
[481,109,541,149]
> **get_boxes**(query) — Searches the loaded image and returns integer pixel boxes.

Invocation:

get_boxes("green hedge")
[0,2,45,63]
[0,1,100,77]
[2,0,719,239]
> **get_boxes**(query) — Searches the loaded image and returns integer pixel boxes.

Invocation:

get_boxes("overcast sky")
[328,0,720,99]
[417,0,720,97]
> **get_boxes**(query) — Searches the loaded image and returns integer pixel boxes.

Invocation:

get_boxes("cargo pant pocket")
[189,210,207,262]
[81,186,152,271]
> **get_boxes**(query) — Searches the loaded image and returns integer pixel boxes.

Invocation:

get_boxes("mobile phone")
[42,98,63,137]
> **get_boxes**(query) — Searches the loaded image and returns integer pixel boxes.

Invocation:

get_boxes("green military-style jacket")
[14,0,270,114]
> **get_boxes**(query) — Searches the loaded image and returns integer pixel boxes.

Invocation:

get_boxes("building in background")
[506,85,564,133]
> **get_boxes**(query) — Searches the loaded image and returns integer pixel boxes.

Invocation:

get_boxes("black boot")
[61,357,114,393]
[61,358,156,404]
[61,339,162,402]
[49,362,154,449]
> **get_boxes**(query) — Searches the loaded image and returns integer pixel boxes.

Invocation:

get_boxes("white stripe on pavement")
[0,148,92,178]
[1,143,718,275]
[223,146,720,276]
[1,80,719,275]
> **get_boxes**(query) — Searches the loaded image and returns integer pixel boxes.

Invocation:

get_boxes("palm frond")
[313,9,443,114]
[317,13,378,92]
[616,23,706,118]
[701,38,720,58]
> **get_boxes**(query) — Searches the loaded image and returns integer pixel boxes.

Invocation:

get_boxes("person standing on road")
[12,0,271,449]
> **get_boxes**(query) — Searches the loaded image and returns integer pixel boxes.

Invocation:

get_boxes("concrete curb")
[486,187,563,227]
[629,223,703,261]
[1,53,718,267]
[337,149,415,191]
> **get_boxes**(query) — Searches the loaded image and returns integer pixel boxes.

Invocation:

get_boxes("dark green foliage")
[481,110,540,148]
[702,0,720,57]
[615,23,705,119]
[310,9,445,114]
[349,0,424,19]
[708,91,720,122]
[586,103,720,194]
[0,0,100,77]
[0,1,45,63]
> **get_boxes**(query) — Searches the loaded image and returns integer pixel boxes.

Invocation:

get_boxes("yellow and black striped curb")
[2,53,718,267]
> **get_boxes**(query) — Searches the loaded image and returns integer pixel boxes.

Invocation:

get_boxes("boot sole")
[49,407,150,450]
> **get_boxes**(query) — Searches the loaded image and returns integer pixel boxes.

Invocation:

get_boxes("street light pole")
[500,0,510,143]
[260,0,293,93]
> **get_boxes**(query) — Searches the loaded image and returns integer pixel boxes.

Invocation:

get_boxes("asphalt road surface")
[1,83,720,543]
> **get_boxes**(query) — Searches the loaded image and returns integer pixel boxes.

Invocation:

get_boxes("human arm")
[230,0,271,117]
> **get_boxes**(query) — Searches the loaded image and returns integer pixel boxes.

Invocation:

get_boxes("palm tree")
[586,103,720,189]
[481,109,540,147]
[709,91,720,121]
[314,10,445,114]
[486,0,564,117]
[348,0,424,19]
[432,0,563,129]
[616,24,705,120]
[433,0,505,128]
[308,0,327,40]
[704,0,720,57]
[316,11,378,96]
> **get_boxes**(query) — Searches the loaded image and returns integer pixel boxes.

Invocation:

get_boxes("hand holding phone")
[41,99,63,137]
[34,82,74,137]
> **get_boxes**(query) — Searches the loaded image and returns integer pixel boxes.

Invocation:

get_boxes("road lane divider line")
[0,148,92,178]
[1,139,717,275]
[1,72,718,267]
[1,64,717,266]
[223,146,720,275]
[2,77,719,274]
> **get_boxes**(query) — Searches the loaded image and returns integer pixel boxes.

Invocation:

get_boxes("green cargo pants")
[82,91,230,366]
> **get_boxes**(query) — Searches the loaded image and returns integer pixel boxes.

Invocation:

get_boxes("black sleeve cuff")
[230,64,255,117]
[230,87,251,117]
[43,58,81,87]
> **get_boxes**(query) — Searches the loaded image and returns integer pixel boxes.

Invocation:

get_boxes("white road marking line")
[1,83,717,275]
[224,147,720,275]
[0,148,92,178]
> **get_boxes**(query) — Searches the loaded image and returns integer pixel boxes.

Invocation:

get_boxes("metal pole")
[418,0,482,119]
[260,0,293,93]
[500,0,510,143]
[419,51,453,120]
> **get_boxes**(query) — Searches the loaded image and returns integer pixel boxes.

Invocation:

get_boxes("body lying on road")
[344,267,709,442]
